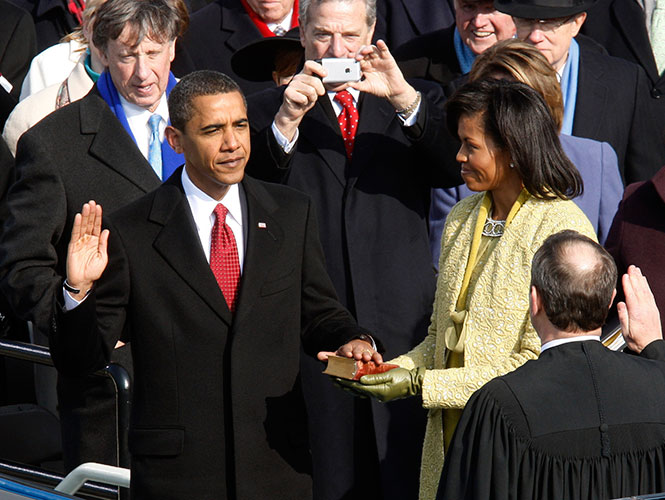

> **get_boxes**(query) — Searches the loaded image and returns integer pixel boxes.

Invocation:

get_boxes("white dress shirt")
[181,167,246,270]
[540,335,601,353]
[266,8,294,34]
[119,93,169,162]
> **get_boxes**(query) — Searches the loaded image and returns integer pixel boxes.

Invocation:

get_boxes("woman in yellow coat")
[340,79,597,500]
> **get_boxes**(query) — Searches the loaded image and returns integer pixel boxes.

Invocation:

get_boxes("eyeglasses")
[513,15,576,32]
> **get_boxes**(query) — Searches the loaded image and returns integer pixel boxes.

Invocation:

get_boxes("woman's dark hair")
[445,79,583,200]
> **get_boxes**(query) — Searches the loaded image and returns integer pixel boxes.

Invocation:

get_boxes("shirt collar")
[328,87,360,103]
[119,92,169,123]
[266,8,294,33]
[181,168,243,229]
[540,335,601,353]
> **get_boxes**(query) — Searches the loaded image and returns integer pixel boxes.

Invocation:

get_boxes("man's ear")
[98,49,109,68]
[165,125,183,154]
[571,12,587,36]
[168,39,176,62]
[609,288,617,310]
[530,285,543,317]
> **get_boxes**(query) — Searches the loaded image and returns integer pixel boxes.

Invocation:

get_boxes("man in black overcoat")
[50,70,380,500]
[0,0,37,100]
[438,231,665,500]
[581,0,665,101]
[373,0,455,50]
[0,0,188,470]
[496,0,665,185]
[393,0,515,96]
[245,0,461,498]
[172,0,298,95]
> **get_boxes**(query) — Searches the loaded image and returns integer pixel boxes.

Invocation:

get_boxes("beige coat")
[391,192,597,500]
[3,53,93,156]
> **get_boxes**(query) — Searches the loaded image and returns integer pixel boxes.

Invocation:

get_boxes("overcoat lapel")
[149,181,234,326]
[221,2,263,53]
[610,1,659,81]
[79,91,161,192]
[232,177,284,328]
[573,50,607,139]
[346,94,393,189]
[300,97,347,187]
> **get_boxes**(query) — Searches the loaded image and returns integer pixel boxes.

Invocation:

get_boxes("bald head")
[531,230,617,332]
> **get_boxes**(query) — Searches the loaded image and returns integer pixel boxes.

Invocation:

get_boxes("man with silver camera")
[246,1,460,498]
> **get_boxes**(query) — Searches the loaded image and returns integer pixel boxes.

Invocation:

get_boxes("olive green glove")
[336,367,425,402]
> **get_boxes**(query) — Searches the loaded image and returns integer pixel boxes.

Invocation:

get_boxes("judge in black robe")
[437,232,665,500]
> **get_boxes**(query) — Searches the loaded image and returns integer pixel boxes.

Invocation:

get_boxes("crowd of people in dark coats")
[1,0,665,499]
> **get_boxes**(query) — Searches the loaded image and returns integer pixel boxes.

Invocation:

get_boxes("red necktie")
[210,204,240,312]
[335,90,359,159]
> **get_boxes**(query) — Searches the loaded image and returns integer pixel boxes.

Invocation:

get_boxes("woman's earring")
[509,162,515,169]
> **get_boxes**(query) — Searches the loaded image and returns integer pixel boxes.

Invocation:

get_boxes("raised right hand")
[618,265,663,353]
[274,60,327,141]
[66,201,109,300]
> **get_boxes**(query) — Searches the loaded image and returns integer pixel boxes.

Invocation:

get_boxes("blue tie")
[148,114,163,179]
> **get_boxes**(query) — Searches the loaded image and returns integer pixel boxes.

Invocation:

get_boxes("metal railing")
[0,339,131,498]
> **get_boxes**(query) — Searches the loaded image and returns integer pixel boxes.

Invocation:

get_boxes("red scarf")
[240,0,299,37]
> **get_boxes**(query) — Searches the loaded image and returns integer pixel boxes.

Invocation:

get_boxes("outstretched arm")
[65,201,109,302]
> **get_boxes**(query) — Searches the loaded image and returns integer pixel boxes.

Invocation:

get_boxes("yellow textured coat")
[391,192,597,500]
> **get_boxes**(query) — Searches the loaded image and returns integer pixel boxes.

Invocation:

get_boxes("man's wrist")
[354,333,377,351]
[388,86,418,113]
[274,105,302,143]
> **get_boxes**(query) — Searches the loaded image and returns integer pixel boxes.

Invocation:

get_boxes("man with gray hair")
[437,231,665,500]
[0,0,187,471]
[246,0,460,498]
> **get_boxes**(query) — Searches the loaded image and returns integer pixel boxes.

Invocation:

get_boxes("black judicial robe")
[437,340,665,500]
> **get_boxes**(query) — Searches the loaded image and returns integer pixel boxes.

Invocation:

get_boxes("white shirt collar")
[119,92,169,123]
[328,87,360,115]
[118,93,169,164]
[182,167,243,229]
[540,335,601,353]
[266,8,294,34]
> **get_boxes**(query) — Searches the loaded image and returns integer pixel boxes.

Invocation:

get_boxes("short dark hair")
[531,230,617,332]
[445,79,583,200]
[168,70,246,131]
[93,0,189,53]
[299,0,377,28]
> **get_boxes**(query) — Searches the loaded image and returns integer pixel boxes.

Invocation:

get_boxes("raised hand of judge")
[349,40,419,112]
[618,265,663,353]
[66,201,109,301]
[337,366,425,403]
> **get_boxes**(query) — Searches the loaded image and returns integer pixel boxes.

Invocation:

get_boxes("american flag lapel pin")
[258,222,267,229]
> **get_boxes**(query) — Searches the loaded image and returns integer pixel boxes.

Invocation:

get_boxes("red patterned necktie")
[210,204,240,313]
[334,90,359,159]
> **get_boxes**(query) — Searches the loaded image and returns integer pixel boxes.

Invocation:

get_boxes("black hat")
[494,0,596,19]
[231,27,304,82]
